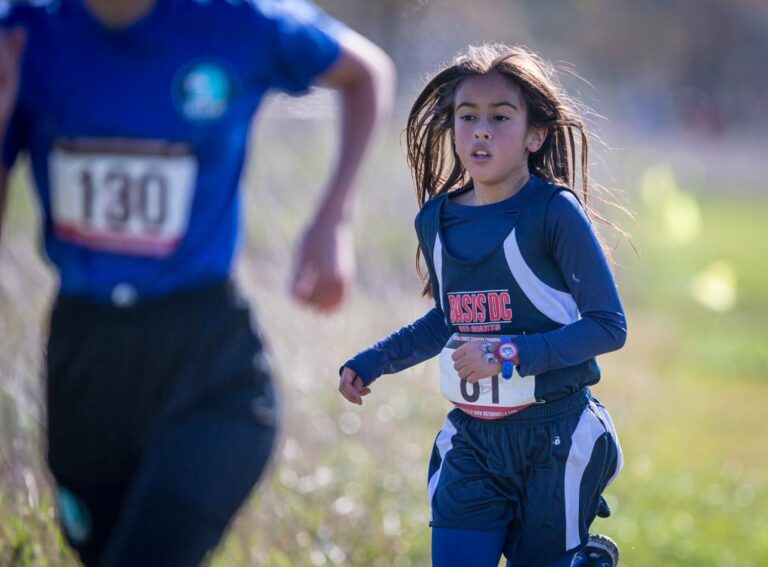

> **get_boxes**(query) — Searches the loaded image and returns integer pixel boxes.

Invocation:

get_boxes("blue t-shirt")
[1,0,344,302]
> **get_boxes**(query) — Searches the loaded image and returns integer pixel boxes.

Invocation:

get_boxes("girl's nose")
[474,126,491,140]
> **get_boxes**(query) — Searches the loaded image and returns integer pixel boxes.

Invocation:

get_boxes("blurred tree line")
[316,0,768,140]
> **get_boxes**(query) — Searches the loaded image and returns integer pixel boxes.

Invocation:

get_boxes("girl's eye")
[458,114,475,121]
[494,115,510,122]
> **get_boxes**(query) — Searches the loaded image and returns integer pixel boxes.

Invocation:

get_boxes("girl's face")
[453,72,544,194]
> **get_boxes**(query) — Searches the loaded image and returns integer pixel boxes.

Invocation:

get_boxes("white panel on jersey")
[433,235,445,313]
[428,415,457,505]
[503,229,579,325]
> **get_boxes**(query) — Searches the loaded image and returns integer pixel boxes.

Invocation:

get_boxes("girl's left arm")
[514,191,627,377]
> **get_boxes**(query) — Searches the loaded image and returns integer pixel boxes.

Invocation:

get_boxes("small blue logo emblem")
[175,60,234,121]
[57,486,92,545]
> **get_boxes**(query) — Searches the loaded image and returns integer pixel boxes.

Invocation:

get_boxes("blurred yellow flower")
[641,165,702,247]
[690,261,738,312]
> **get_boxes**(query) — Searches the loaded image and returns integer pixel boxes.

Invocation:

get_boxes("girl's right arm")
[0,28,26,244]
[341,305,452,390]
[339,196,450,405]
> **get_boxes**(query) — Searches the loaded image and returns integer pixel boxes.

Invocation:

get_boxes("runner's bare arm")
[313,28,395,224]
[0,28,26,246]
[290,28,395,311]
[0,166,7,245]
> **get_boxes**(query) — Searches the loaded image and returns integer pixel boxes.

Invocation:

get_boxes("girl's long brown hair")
[405,43,626,295]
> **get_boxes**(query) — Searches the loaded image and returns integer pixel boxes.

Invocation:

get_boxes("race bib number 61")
[439,333,537,419]
[49,139,198,258]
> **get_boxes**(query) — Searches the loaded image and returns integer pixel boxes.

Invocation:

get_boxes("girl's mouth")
[471,149,491,163]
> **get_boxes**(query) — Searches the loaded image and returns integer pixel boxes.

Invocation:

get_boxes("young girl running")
[340,43,626,567]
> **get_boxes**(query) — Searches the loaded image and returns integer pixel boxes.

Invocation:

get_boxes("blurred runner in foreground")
[0,0,394,565]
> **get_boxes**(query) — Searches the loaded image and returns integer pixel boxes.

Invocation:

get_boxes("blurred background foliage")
[1,0,767,565]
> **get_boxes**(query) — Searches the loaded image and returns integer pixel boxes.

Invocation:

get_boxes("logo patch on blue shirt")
[174,60,234,121]
[56,486,92,545]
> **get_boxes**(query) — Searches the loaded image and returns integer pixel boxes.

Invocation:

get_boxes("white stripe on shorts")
[563,401,620,550]
[590,401,623,486]
[428,415,457,504]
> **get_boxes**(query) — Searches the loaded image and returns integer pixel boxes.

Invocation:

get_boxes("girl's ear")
[526,127,546,153]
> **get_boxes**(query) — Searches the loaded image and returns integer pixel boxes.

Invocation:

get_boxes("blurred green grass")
[0,113,766,566]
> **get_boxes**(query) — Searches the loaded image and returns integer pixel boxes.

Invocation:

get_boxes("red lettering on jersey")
[499,291,512,320]
[473,293,487,322]
[461,294,473,323]
[488,293,500,321]
[448,294,461,324]
[448,291,512,325]
[487,292,513,322]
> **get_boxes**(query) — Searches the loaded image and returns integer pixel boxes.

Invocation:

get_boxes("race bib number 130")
[49,139,198,258]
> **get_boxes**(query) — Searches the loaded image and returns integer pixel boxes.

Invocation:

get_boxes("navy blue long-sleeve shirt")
[345,181,626,386]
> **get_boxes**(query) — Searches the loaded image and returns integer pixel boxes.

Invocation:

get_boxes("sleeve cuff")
[340,348,390,387]
[514,333,548,377]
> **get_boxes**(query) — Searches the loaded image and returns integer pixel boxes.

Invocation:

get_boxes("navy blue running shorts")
[428,388,622,567]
